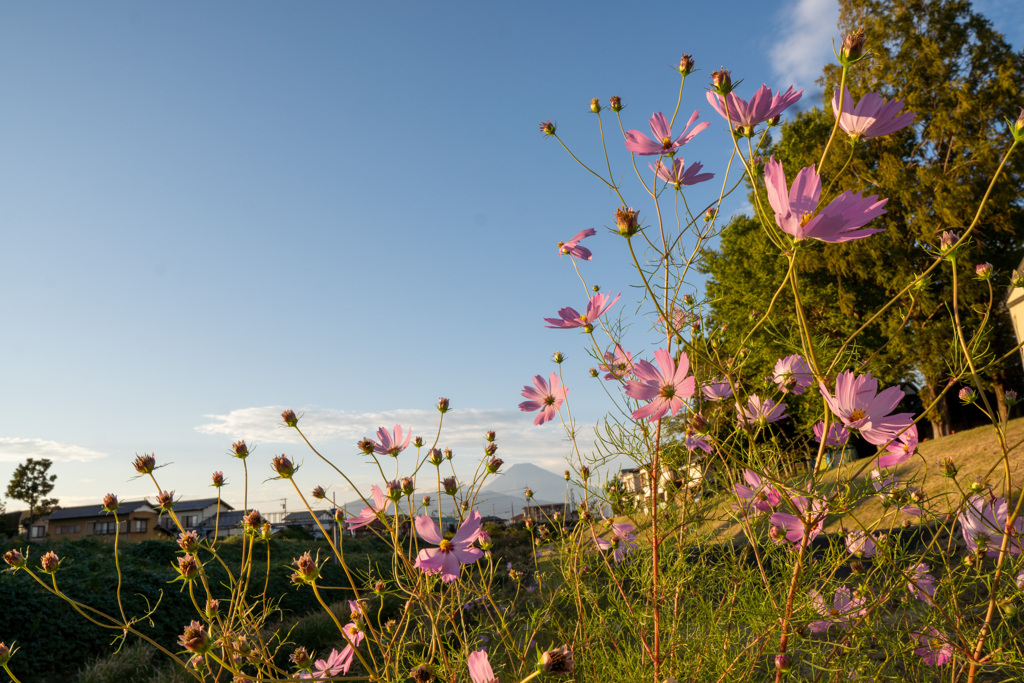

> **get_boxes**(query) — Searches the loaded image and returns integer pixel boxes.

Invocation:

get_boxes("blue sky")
[1,1,1022,513]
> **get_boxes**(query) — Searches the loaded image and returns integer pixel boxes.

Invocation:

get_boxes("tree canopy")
[7,457,59,529]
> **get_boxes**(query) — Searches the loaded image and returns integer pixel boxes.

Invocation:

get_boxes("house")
[282,508,338,538]
[159,498,234,534]
[46,500,164,542]
[616,463,704,507]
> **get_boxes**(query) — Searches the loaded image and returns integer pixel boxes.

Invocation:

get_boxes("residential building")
[46,500,163,542]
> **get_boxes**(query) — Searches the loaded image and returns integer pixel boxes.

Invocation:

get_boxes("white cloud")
[0,437,108,463]
[770,0,839,91]
[195,406,578,471]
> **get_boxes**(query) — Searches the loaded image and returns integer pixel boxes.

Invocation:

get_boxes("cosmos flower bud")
[589,367,599,377]
[769,525,785,542]
[850,560,865,574]
[232,440,249,459]
[524,518,534,529]
[311,485,326,500]
[428,448,443,466]
[484,430,496,442]
[486,456,503,474]
[437,397,450,413]
[177,554,200,580]
[485,443,498,457]
[975,262,993,279]
[525,487,534,499]
[178,531,200,552]
[412,435,425,448]
[243,510,264,532]
[205,599,220,619]
[839,28,866,65]
[444,448,453,460]
[552,351,566,364]
[211,471,225,488]
[539,120,556,136]
[334,508,346,522]
[580,466,590,480]
[357,437,376,455]
[422,495,431,507]
[401,476,415,496]
[959,386,977,404]
[590,98,601,113]
[711,68,732,95]
[40,550,60,573]
[293,552,319,583]
[1011,108,1024,142]
[609,95,623,112]
[564,469,571,481]
[939,230,960,254]
[156,490,175,510]
[704,207,717,222]
[179,620,210,654]
[678,53,695,76]
[386,480,402,503]
[1005,390,1018,406]
[260,522,273,541]
[281,409,299,427]
[3,549,25,569]
[478,531,492,551]
[271,455,296,478]
[939,457,959,478]
[775,654,792,672]
[0,642,13,666]
[102,493,119,513]
[290,647,312,671]
[615,206,639,237]
[541,645,574,675]
[1013,269,1024,288]
[133,453,156,474]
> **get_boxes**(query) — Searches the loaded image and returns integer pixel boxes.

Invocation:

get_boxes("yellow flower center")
[799,211,815,227]
[661,137,673,147]
[439,539,453,552]
[848,409,866,422]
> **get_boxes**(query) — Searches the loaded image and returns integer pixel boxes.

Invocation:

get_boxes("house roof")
[283,509,334,523]
[49,499,155,521]
[172,497,233,512]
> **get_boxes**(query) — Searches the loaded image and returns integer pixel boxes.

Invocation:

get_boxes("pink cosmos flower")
[958,495,1024,557]
[808,586,867,633]
[702,378,733,401]
[819,371,914,445]
[518,373,567,426]
[623,348,696,421]
[876,423,918,468]
[594,522,638,562]
[773,355,812,394]
[706,84,803,134]
[468,650,498,683]
[300,610,364,679]
[770,494,828,546]
[414,509,484,582]
[908,563,937,602]
[624,110,709,156]
[599,344,634,380]
[558,228,597,260]
[813,421,850,447]
[373,425,412,457]
[832,86,915,140]
[683,428,712,453]
[734,469,782,516]
[846,530,876,558]
[764,157,888,243]
[650,158,714,188]
[347,485,393,530]
[737,395,787,425]
[543,292,620,330]
[913,627,953,667]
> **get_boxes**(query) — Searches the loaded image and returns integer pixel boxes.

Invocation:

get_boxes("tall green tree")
[7,457,59,532]
[702,0,1024,438]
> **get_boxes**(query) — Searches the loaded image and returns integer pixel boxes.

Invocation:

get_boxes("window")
[132,519,147,533]
[183,514,200,527]
[94,521,116,535]
[54,524,81,535]
[30,525,46,539]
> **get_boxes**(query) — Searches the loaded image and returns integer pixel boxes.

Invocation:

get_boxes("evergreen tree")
[7,457,59,533]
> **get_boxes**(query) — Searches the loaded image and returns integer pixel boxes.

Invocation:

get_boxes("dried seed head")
[539,120,556,136]
[4,549,26,569]
[486,456,503,473]
[102,493,119,513]
[271,454,296,478]
[243,510,264,532]
[428,448,444,466]
[357,437,376,455]
[840,28,866,63]
[231,440,249,458]
[205,599,220,618]
[485,430,496,442]
[541,645,574,675]
[678,53,695,76]
[609,95,623,112]
[401,476,415,496]
[311,485,326,500]
[281,409,299,427]
[133,453,156,474]
[179,620,210,654]
[178,531,200,552]
[290,646,312,670]
[156,490,175,510]
[442,476,458,496]
[293,552,319,583]
[410,663,434,683]
[615,206,639,237]
[177,554,200,580]
[211,471,225,487]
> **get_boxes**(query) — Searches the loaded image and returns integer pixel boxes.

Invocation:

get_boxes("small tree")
[7,458,59,533]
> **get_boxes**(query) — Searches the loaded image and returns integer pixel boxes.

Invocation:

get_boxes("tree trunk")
[995,380,1009,424]
[922,380,950,439]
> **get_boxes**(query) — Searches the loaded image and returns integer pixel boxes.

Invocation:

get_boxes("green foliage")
[6,457,58,528]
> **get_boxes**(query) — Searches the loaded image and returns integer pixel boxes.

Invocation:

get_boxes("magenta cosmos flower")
[414,509,484,582]
[599,344,634,380]
[543,292,620,331]
[808,586,867,633]
[876,423,918,468]
[737,395,787,426]
[623,348,696,421]
[908,563,937,602]
[832,86,915,140]
[298,604,364,679]
[624,110,709,156]
[518,373,567,426]
[594,522,638,563]
[813,421,850,447]
[764,157,888,243]
[734,469,782,516]
[773,354,812,394]
[913,627,953,667]
[650,158,714,188]
[468,650,498,683]
[347,485,393,530]
[959,495,1024,557]
[846,530,876,558]
[770,495,827,546]
[706,84,803,135]
[558,228,596,260]
[702,378,733,401]
[373,424,412,457]
[819,371,913,445]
